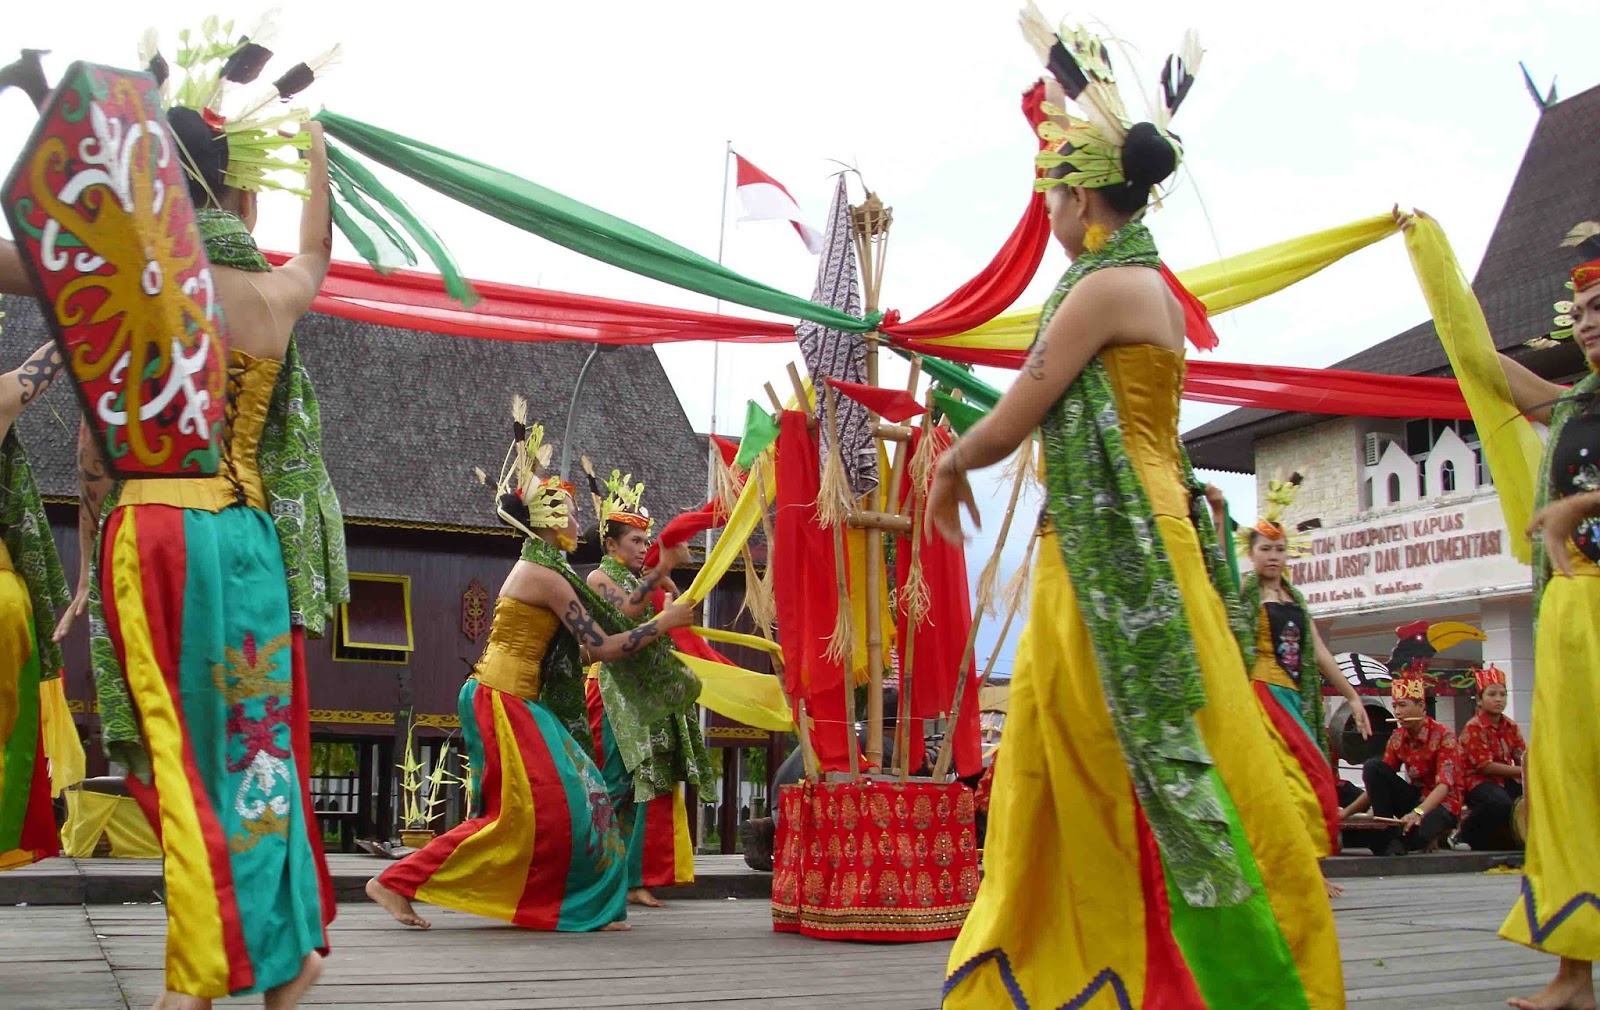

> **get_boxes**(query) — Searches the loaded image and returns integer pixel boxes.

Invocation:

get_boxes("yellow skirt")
[1500,570,1600,959]
[944,522,1344,1009]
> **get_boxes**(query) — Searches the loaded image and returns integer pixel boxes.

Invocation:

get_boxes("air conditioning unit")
[1363,432,1396,467]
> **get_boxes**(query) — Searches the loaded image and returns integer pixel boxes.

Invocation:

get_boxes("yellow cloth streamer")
[676,651,794,732]
[1402,214,1540,563]
[38,678,85,797]
[931,213,1403,352]
[690,626,783,656]
[59,788,162,859]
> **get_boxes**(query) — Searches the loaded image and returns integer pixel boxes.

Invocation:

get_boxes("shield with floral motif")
[3,61,226,478]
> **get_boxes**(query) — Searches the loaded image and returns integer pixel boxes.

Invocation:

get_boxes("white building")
[1182,83,1599,764]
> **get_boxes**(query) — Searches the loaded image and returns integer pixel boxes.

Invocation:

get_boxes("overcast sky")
[3,0,1592,676]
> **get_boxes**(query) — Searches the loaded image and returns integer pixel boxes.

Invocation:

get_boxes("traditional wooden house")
[5,293,777,844]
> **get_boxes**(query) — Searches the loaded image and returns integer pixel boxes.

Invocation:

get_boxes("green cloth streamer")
[520,538,713,803]
[1035,220,1248,909]
[733,400,780,470]
[920,354,1002,411]
[315,110,879,334]
[931,391,987,435]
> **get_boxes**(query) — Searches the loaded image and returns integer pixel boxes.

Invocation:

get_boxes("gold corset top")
[1098,343,1189,518]
[472,596,563,700]
[115,350,282,513]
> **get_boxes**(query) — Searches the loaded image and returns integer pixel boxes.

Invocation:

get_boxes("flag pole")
[708,141,732,545]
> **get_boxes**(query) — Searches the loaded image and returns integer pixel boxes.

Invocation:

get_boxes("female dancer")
[1223,483,1371,898]
[367,415,692,931]
[1483,254,1600,1010]
[930,12,1343,1008]
[53,28,345,1007]
[584,472,703,907]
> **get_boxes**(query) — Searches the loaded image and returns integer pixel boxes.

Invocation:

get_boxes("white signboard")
[1289,493,1530,615]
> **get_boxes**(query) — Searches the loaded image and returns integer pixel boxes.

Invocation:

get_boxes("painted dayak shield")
[3,61,226,478]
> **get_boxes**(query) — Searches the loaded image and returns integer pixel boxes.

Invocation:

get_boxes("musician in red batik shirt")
[1340,668,1462,855]
[1455,665,1526,851]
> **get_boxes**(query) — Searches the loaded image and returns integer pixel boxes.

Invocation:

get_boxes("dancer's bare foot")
[366,877,432,928]
[1324,877,1345,898]
[264,951,323,1010]
[151,994,210,1010]
[627,887,664,908]
[1508,959,1597,1010]
[601,920,632,931]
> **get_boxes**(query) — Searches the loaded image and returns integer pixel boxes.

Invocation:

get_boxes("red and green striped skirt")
[100,503,334,998]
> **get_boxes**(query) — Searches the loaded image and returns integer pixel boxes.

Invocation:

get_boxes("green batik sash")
[1533,370,1600,610]
[1035,220,1249,908]
[1231,573,1324,754]
[0,431,70,678]
[521,538,713,802]
[195,208,271,271]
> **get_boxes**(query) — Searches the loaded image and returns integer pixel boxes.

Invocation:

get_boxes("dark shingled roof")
[4,294,709,530]
[1183,81,1600,473]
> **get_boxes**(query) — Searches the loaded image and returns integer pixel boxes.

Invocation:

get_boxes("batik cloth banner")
[799,177,877,498]
[772,779,979,943]
[3,62,228,478]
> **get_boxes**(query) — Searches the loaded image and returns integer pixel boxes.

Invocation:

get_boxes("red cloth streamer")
[895,337,1473,420]
[263,251,795,346]
[772,411,856,772]
[824,378,927,424]
[710,434,740,468]
[1161,263,1220,352]
[894,427,982,779]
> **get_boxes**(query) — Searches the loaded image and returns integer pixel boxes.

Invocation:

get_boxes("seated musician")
[1455,665,1526,851]
[1339,668,1463,855]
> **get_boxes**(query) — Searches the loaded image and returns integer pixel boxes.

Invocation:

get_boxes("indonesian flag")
[734,154,823,254]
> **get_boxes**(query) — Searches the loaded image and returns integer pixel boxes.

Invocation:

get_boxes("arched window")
[1387,473,1402,504]
[1440,459,1457,493]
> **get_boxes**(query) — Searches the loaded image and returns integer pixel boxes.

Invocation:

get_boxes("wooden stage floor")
[1,871,1549,1009]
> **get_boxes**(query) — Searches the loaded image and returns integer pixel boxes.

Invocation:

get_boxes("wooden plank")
[0,872,1559,1008]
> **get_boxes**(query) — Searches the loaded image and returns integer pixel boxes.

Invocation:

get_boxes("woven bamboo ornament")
[1236,471,1313,559]
[476,395,573,539]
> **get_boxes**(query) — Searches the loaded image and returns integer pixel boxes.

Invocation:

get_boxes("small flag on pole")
[734,153,823,254]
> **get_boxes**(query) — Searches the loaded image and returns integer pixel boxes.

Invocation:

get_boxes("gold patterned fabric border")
[307,709,461,729]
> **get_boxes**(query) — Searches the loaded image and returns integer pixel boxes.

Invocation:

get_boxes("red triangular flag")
[825,378,926,424]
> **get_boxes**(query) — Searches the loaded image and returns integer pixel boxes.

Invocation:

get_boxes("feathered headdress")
[601,470,650,533]
[475,395,573,539]
[1235,471,1317,559]
[142,14,340,197]
[1531,221,1600,348]
[1020,3,1200,195]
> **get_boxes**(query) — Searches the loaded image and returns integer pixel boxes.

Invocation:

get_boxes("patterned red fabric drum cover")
[771,778,978,942]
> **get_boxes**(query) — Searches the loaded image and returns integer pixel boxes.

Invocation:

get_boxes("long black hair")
[165,106,230,208]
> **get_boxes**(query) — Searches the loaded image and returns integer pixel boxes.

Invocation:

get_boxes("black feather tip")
[1044,40,1090,100]
[146,52,169,87]
[512,420,528,442]
[271,62,316,100]
[1160,56,1195,114]
[219,40,273,84]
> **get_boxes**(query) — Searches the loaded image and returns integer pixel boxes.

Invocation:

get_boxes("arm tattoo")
[560,599,606,648]
[626,570,662,607]
[597,582,624,607]
[619,619,661,655]
[1023,338,1047,381]
[15,342,63,407]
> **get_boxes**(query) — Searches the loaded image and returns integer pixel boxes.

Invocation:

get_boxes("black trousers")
[1362,757,1457,852]
[1458,780,1524,851]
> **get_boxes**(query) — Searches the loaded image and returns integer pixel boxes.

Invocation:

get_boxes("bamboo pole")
[931,456,1032,781]
[824,385,859,780]
[897,401,935,781]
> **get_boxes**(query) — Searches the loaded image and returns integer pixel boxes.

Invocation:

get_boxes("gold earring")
[1084,223,1110,253]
